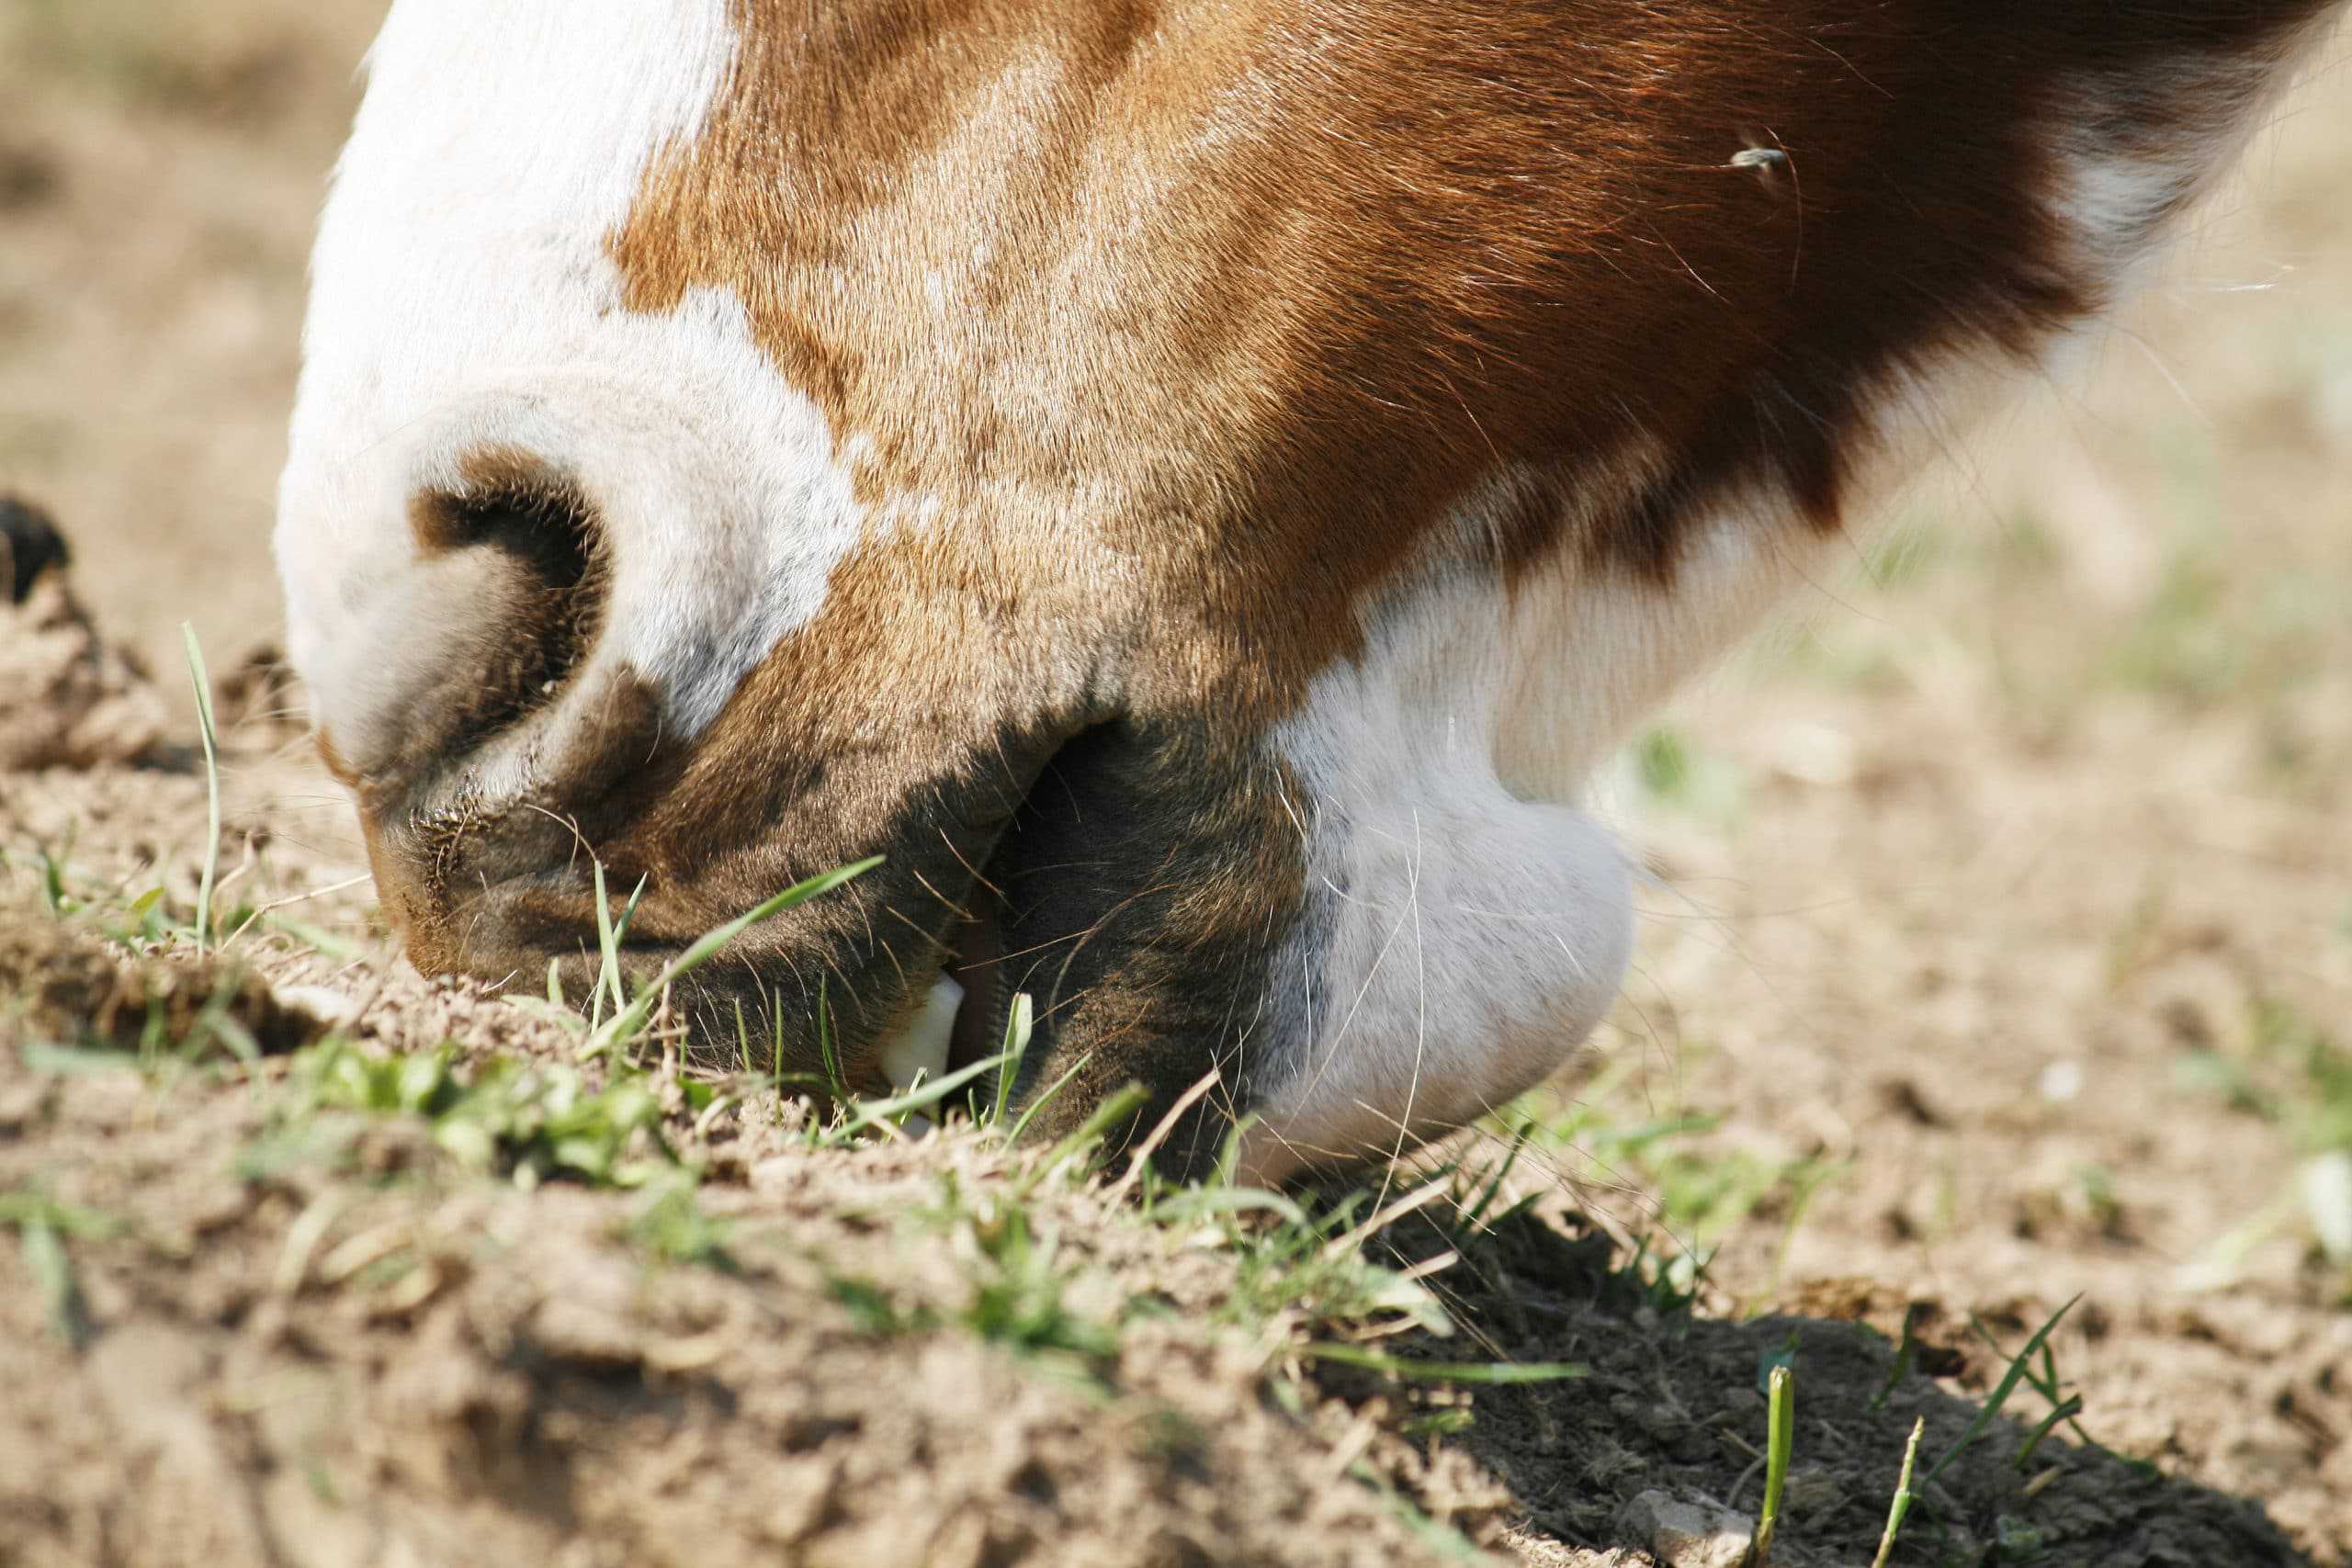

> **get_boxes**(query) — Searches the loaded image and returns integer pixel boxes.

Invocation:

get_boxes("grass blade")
[1871,1417,1926,1568]
[832,1049,1015,1141]
[1104,1066,1222,1201]
[1917,1295,2078,1494]
[2014,1394,2084,1471]
[1004,1049,1095,1148]
[1458,1129,1530,1235]
[578,856,882,1060]
[591,858,616,1029]
[989,990,1034,1127]
[1871,1303,1924,1412]
[1753,1362,1794,1565]
[1303,1343,1586,1384]
[182,624,220,956]
[1148,1184,1310,1230]
[1012,1081,1151,1198]
[19,1216,83,1344]
[816,974,845,1100]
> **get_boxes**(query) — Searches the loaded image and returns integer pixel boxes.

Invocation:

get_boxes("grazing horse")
[277,0,2343,1181]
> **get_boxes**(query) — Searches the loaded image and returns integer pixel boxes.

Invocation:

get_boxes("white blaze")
[277,0,859,758]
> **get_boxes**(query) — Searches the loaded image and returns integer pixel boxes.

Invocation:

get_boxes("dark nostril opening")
[407,451,608,753]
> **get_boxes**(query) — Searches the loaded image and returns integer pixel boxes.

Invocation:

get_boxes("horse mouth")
[868,730,1083,1102]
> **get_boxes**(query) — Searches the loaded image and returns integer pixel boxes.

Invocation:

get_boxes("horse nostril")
[404,456,609,758]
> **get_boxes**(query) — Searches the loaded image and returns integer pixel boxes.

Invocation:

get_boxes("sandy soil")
[3,5,2348,1565]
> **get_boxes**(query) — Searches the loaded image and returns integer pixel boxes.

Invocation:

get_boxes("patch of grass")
[1513,1058,1844,1308]
[2175,997,2352,1283]
[1860,513,1952,592]
[1301,1342,1583,1386]
[576,855,883,1065]
[0,1188,120,1346]
[1917,1298,2086,1494]
[628,1174,733,1269]
[1627,725,1745,817]
[2100,533,2334,710]
[1710,1304,2127,1566]
[948,1190,1121,1371]
[836,1170,1125,1387]
[831,1047,1029,1148]
[295,1040,673,1189]
[1148,1179,1452,1339]
[1636,727,1698,801]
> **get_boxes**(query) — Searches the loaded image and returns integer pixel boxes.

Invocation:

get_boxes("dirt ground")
[4,5,2349,1566]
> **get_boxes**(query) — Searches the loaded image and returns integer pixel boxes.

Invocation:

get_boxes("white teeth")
[874,974,965,1092]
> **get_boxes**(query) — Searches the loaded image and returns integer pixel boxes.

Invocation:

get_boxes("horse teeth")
[874,974,964,1095]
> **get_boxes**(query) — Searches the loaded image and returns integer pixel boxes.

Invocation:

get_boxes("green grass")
[1676,1298,2132,1566]
[1627,724,1745,818]
[0,1189,120,1346]
[1860,513,1954,592]
[921,1171,1123,1376]
[1915,1298,2079,1495]
[1753,1361,1793,1564]
[1302,1341,1583,1386]
[575,854,883,1064]
[628,1174,734,1269]
[1869,1418,1926,1568]
[2174,997,2352,1288]
[5,627,314,976]
[45,831,1573,1425]
[294,1040,673,1188]
[1501,1054,1845,1311]
[183,624,221,957]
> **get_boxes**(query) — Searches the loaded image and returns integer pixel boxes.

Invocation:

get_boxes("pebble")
[1617,1490,1755,1568]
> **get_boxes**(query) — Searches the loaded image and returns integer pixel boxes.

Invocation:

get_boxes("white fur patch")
[1228,39,2329,1178]
[1232,558,1626,1184]
[276,0,861,760]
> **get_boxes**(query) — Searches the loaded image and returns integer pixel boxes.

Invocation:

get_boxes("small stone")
[1618,1490,1755,1568]
[2038,1058,2085,1103]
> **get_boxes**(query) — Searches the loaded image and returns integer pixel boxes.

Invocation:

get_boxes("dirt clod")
[0,502,172,770]
[3,493,71,603]
[0,918,324,1056]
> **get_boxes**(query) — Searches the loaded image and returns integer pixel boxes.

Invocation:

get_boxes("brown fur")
[346,1,2339,1153]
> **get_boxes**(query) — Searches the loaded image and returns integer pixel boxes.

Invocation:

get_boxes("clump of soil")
[0,916,324,1056]
[0,495,172,770]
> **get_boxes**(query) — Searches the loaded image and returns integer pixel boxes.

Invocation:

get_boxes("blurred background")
[2,1,2347,1548]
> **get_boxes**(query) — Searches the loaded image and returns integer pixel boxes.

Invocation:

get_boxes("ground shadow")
[1328,1209,2314,1567]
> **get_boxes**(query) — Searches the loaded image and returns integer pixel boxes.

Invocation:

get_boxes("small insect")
[1724,130,1804,289]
